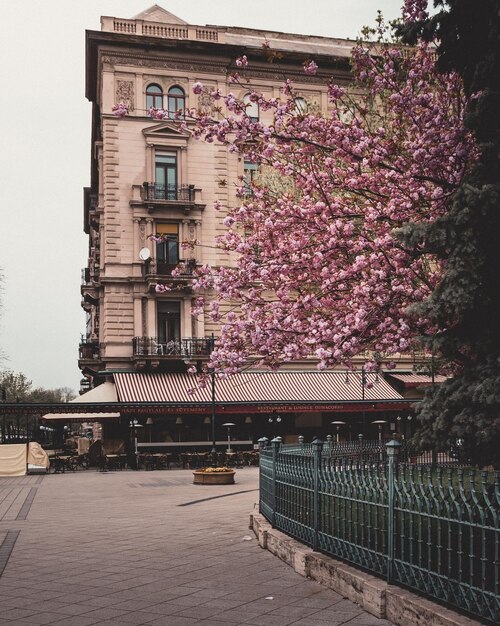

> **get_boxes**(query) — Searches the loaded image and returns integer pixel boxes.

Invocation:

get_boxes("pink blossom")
[235,55,248,68]
[303,60,318,75]
[185,23,477,376]
[155,284,171,293]
[149,106,168,120]
[192,81,203,94]
[112,102,128,117]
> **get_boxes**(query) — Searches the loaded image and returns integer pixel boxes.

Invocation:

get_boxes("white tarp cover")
[0,444,27,477]
[27,442,49,470]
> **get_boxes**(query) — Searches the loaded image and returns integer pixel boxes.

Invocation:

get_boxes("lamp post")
[146,417,154,443]
[331,420,346,443]
[184,333,218,466]
[210,366,217,466]
[129,419,142,455]
[222,422,235,453]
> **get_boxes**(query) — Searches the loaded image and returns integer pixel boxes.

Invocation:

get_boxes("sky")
[0,0,406,393]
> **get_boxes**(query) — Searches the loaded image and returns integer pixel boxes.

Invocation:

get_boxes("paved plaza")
[0,468,393,625]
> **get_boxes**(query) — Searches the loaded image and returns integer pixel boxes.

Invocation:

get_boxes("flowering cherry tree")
[179,15,477,375]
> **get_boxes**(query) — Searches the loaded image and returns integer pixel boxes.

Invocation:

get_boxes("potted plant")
[192,466,236,485]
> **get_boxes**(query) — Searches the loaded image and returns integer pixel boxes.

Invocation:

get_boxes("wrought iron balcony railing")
[133,337,212,358]
[142,183,195,203]
[153,259,197,277]
[79,341,100,360]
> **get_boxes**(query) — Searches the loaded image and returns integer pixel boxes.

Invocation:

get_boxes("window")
[243,93,259,122]
[157,301,181,350]
[146,84,163,111]
[155,153,177,199]
[167,86,185,119]
[293,97,307,115]
[156,223,179,272]
[244,160,258,195]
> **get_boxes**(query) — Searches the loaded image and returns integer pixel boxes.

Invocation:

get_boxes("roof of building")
[133,5,187,25]
[99,4,355,58]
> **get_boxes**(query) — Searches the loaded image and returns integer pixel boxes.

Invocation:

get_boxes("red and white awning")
[387,373,447,388]
[113,371,404,405]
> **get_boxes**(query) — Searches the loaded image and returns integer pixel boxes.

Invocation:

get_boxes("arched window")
[146,84,163,112]
[167,86,185,119]
[243,93,259,122]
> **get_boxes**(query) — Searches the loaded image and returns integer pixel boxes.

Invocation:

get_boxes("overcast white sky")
[0,0,406,393]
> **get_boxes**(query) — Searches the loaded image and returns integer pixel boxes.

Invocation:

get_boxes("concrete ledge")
[249,513,480,626]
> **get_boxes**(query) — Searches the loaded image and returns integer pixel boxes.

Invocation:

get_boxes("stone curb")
[249,513,480,626]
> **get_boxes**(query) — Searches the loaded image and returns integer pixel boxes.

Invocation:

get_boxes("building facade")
[78,5,428,449]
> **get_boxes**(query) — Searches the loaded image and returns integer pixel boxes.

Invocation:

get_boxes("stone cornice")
[99,50,351,85]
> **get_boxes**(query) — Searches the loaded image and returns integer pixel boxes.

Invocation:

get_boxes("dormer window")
[167,86,185,119]
[146,84,163,111]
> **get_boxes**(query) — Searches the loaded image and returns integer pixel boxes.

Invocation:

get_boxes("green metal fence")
[259,438,499,624]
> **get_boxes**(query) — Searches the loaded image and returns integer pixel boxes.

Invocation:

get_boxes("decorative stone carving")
[116,80,135,111]
[198,91,219,116]
[139,220,146,242]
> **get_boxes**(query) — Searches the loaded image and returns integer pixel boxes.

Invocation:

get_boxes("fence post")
[257,438,269,516]
[358,433,364,463]
[257,437,269,450]
[312,437,323,552]
[271,436,282,528]
[386,439,401,583]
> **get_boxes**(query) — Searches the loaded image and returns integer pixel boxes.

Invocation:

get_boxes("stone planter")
[192,470,236,485]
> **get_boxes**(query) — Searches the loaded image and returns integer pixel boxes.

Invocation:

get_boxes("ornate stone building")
[77,5,425,448]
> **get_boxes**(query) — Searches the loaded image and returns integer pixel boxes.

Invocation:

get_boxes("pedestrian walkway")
[0,469,393,625]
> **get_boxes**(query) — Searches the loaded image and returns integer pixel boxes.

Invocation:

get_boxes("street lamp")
[222,422,236,453]
[129,419,143,455]
[209,366,217,466]
[146,417,154,443]
[331,420,346,443]
[185,333,218,467]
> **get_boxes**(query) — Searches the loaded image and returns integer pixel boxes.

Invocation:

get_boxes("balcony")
[130,184,205,214]
[79,341,101,361]
[132,337,212,359]
[81,264,100,287]
[151,258,197,277]
[144,183,195,202]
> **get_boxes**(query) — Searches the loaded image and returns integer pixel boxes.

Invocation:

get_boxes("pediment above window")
[142,122,190,142]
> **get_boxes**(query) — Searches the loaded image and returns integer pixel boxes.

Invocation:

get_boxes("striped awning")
[388,373,447,388]
[114,371,404,405]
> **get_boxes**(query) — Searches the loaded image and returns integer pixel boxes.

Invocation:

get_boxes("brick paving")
[0,468,393,625]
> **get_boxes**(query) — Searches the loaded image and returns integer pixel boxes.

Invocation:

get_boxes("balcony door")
[157,301,181,353]
[156,223,179,274]
[155,153,177,200]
